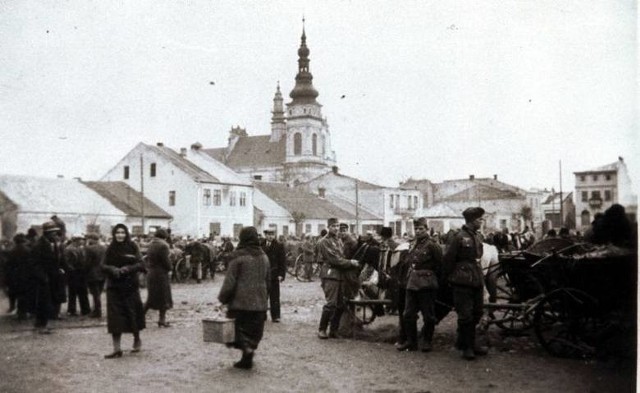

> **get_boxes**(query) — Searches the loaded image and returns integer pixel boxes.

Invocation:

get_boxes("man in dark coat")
[317,218,359,339]
[85,233,106,318]
[5,233,33,319]
[144,228,173,327]
[443,207,488,360]
[65,235,90,316]
[30,221,67,333]
[397,217,443,352]
[261,229,286,322]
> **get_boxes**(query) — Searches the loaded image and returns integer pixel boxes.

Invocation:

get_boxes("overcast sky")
[1,0,637,194]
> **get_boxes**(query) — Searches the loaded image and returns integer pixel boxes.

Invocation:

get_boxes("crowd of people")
[0,203,636,369]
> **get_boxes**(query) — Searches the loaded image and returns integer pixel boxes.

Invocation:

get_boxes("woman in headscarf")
[218,226,270,369]
[103,224,146,358]
[144,228,173,327]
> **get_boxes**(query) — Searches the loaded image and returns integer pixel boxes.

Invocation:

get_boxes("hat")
[379,227,393,238]
[239,226,259,244]
[42,221,60,233]
[155,228,169,239]
[413,217,429,229]
[70,234,85,240]
[327,218,339,226]
[263,229,275,234]
[339,223,349,229]
[462,207,485,221]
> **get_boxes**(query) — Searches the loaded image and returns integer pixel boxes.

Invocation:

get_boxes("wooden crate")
[202,317,235,343]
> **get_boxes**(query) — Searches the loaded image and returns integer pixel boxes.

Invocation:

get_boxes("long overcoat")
[145,238,173,310]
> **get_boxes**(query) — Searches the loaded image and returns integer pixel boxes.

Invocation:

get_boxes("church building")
[204,25,336,185]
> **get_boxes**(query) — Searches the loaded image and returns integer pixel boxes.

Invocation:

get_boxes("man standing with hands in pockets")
[261,229,286,322]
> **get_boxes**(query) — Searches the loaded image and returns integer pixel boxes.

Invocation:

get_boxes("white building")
[101,142,253,238]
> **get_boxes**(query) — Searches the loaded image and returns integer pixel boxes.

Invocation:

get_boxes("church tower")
[284,21,335,184]
[270,82,286,142]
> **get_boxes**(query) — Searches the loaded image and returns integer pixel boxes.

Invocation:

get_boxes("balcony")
[393,206,417,215]
[588,198,603,208]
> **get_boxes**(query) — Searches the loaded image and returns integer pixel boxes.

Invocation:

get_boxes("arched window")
[312,134,317,156]
[293,133,302,155]
[580,210,591,227]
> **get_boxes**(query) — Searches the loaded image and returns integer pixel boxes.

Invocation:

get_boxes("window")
[282,225,289,237]
[239,192,247,206]
[312,134,317,156]
[294,133,302,155]
[169,191,176,206]
[131,225,143,236]
[581,191,588,202]
[605,174,611,181]
[591,190,601,200]
[396,194,400,208]
[305,224,312,233]
[233,224,243,239]
[604,190,612,201]
[581,210,591,227]
[150,163,156,177]
[318,187,326,198]
[124,166,130,180]
[407,196,412,209]
[318,224,326,234]
[213,190,221,206]
[414,196,418,209]
[229,191,236,206]
[592,175,598,181]
[203,189,211,206]
[389,195,394,208]
[580,175,585,182]
[254,175,262,180]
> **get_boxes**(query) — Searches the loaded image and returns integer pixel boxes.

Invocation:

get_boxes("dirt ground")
[0,276,635,393]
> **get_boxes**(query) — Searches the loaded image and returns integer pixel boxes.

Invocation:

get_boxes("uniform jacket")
[218,247,270,311]
[85,242,106,282]
[261,239,286,280]
[317,233,353,281]
[404,236,443,291]
[443,225,484,288]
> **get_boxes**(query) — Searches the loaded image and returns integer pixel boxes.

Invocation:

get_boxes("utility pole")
[140,155,145,234]
[355,179,360,235]
[559,160,563,228]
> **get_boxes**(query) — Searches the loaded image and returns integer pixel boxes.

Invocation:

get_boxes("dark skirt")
[227,310,266,350]
[106,287,145,334]
[145,268,173,310]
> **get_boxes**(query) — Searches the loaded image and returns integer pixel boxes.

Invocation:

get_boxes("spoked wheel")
[491,268,543,332]
[294,254,308,282]
[174,257,192,283]
[285,252,297,277]
[533,288,601,358]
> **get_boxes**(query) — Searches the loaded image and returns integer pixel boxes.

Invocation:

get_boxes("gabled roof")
[254,181,357,220]
[0,175,124,216]
[184,148,252,186]
[574,160,621,174]
[421,203,461,218]
[542,192,574,205]
[443,184,524,202]
[203,136,286,169]
[83,181,172,219]
[434,177,526,200]
[144,144,219,183]
[302,171,384,190]
[323,194,382,220]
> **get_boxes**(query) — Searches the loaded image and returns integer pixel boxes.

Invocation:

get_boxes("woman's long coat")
[145,238,173,311]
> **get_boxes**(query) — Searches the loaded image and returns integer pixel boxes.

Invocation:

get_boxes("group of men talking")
[315,206,489,361]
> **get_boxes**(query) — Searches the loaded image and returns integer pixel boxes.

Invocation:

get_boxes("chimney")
[179,147,187,157]
[332,166,339,174]
[493,174,498,180]
[469,175,475,181]
[57,174,64,179]
[157,142,164,147]
[190,142,202,151]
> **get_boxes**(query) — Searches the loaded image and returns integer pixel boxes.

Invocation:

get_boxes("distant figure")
[218,227,270,369]
[103,224,146,359]
[261,229,286,322]
[65,235,90,316]
[85,233,106,318]
[144,228,173,327]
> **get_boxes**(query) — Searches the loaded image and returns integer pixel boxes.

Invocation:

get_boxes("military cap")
[42,221,60,233]
[327,218,339,226]
[462,207,485,221]
[413,217,429,229]
[263,229,275,234]
[379,227,393,238]
[339,223,349,229]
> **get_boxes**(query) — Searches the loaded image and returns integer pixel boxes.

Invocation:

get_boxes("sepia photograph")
[0,1,637,392]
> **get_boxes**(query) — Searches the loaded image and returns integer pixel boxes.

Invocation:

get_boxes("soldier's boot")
[328,308,344,338]
[471,325,488,356]
[397,320,418,351]
[318,310,332,339]
[460,323,476,360]
[421,322,435,352]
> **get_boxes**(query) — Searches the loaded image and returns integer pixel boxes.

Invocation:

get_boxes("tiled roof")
[254,181,357,220]
[574,160,620,174]
[83,181,172,219]
[542,192,573,205]
[144,144,219,183]
[421,203,461,218]
[443,184,523,202]
[0,175,124,216]
[203,136,286,169]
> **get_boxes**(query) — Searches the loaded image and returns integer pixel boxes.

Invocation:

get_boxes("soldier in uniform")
[261,229,286,322]
[397,217,443,352]
[443,207,488,360]
[317,218,359,339]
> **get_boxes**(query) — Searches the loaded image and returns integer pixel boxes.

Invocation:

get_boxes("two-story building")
[101,142,253,238]
[574,157,637,230]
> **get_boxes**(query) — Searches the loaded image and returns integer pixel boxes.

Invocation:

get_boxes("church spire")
[270,81,286,142]
[289,18,319,104]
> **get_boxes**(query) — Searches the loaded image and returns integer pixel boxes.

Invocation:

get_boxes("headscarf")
[105,223,140,266]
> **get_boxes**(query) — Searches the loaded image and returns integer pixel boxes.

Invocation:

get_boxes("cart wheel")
[294,254,309,282]
[174,257,192,283]
[493,271,543,332]
[285,252,297,277]
[533,288,600,358]
[353,304,376,325]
